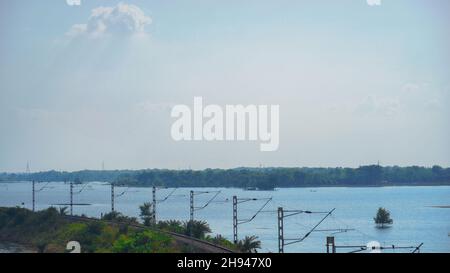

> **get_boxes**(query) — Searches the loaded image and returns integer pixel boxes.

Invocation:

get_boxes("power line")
[189,190,221,221]
[151,187,178,225]
[325,213,424,253]
[232,196,272,244]
[35,181,52,192]
[157,187,177,203]
[73,183,91,195]
[32,181,53,212]
[109,183,136,213]
[68,182,92,216]
[327,236,424,253]
[278,207,335,253]
[115,187,131,197]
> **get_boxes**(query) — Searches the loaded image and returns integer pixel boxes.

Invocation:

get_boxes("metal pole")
[152,186,156,225]
[111,183,115,212]
[326,236,335,253]
[190,190,194,221]
[278,207,284,253]
[32,180,35,212]
[70,181,73,216]
[233,196,238,244]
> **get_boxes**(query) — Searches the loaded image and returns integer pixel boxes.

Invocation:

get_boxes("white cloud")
[66,0,81,6]
[402,83,420,93]
[366,0,381,6]
[66,24,87,37]
[133,101,175,115]
[355,95,400,117]
[424,99,441,112]
[66,3,151,38]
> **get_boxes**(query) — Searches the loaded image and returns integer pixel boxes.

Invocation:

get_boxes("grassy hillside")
[0,207,189,253]
[0,207,258,253]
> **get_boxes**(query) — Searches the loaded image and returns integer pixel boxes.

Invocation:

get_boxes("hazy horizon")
[3,163,449,174]
[1,0,449,172]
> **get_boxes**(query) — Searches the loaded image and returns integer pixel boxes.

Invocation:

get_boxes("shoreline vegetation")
[1,165,450,190]
[0,207,257,253]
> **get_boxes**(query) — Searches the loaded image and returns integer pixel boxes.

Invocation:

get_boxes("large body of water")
[0,182,449,253]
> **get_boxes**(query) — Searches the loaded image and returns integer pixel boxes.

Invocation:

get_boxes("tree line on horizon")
[1,165,450,189]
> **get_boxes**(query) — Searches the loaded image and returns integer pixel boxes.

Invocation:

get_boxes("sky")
[0,0,449,172]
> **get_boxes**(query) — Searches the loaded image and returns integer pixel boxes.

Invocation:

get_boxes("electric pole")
[326,236,336,253]
[190,190,194,221]
[232,196,271,244]
[70,181,73,216]
[111,183,115,212]
[277,207,335,253]
[152,186,156,224]
[278,207,284,253]
[233,196,238,244]
[32,180,35,212]
[189,190,221,222]
[31,181,51,212]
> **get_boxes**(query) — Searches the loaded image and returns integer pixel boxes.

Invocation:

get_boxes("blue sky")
[0,0,449,171]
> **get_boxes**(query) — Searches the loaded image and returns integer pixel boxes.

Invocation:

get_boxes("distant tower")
[26,161,30,173]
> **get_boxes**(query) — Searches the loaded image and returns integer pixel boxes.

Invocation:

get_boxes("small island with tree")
[374,207,393,228]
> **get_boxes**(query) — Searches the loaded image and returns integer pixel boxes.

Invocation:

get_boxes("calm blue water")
[0,182,449,253]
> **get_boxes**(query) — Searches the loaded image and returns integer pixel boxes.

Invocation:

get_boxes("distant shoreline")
[1,165,449,189]
[1,180,450,188]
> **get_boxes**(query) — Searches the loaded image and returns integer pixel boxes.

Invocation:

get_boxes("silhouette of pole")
[326,236,336,253]
[111,183,115,212]
[232,196,271,244]
[70,181,73,216]
[32,181,35,212]
[152,186,156,224]
[278,207,284,253]
[278,208,335,253]
[233,196,238,244]
[190,190,194,221]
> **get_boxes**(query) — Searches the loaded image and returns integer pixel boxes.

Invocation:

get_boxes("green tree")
[157,220,184,233]
[58,206,68,216]
[183,220,211,239]
[139,202,154,226]
[112,230,173,253]
[237,235,261,253]
[374,207,393,228]
[205,234,236,250]
[101,211,138,225]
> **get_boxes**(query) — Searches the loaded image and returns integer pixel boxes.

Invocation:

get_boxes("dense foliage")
[0,170,133,183]
[115,165,450,188]
[374,207,393,228]
[1,165,449,189]
[0,207,244,253]
[0,207,181,253]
